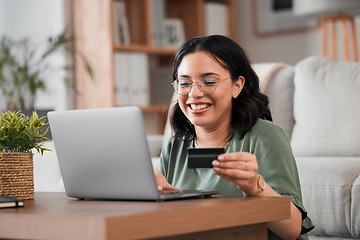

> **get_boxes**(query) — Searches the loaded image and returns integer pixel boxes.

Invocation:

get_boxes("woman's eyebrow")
[178,72,220,78]
[178,74,191,79]
[200,72,220,78]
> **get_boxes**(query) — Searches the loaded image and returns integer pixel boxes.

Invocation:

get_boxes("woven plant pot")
[0,152,34,200]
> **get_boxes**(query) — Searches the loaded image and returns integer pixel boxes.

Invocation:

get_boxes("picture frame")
[163,18,185,47]
[253,0,317,36]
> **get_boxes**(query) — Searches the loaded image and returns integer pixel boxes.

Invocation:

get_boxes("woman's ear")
[232,76,245,98]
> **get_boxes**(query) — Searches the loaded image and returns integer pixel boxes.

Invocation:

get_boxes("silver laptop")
[47,107,218,201]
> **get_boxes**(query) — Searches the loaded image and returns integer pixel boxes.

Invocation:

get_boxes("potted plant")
[1,31,93,140]
[0,30,93,111]
[0,110,50,200]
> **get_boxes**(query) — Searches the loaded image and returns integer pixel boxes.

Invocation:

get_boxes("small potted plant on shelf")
[0,110,50,200]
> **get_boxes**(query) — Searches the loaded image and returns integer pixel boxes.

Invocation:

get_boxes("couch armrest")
[147,135,164,158]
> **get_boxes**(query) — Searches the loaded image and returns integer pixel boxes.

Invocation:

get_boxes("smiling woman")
[174,51,241,137]
[155,35,314,240]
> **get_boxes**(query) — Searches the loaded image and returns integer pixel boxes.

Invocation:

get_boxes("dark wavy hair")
[170,35,272,140]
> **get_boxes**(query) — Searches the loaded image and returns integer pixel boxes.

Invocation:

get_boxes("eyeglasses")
[172,77,231,95]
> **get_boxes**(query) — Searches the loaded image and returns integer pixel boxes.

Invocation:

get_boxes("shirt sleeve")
[249,121,314,235]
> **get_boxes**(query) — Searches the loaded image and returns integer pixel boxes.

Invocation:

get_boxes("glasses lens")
[175,79,191,95]
[173,78,219,95]
[199,78,217,94]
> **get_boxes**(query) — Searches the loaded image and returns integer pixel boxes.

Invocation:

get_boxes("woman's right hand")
[154,170,179,191]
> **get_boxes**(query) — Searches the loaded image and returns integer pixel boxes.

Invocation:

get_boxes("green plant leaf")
[0,110,51,155]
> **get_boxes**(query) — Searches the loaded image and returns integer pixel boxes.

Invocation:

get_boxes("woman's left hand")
[212,152,259,195]
[213,152,303,239]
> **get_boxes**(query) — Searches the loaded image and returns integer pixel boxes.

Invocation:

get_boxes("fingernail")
[218,155,224,160]
[212,160,219,166]
[157,186,162,190]
[213,167,220,171]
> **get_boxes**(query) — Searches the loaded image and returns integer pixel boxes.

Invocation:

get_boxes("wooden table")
[0,192,290,240]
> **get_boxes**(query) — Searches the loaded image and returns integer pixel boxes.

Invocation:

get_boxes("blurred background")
[1,0,359,134]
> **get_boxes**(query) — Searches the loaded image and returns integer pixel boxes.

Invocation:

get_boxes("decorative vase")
[0,152,34,200]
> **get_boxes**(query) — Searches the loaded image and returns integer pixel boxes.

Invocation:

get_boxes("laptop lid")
[48,107,218,201]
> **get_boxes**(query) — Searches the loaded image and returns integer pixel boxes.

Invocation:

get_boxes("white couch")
[34,56,360,240]
[252,57,360,240]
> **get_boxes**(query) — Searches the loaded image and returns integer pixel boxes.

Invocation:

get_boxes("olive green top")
[159,119,314,239]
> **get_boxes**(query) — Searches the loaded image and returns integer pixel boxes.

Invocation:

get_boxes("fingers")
[154,170,179,191]
[157,177,179,191]
[213,159,251,171]
[157,184,179,191]
[212,152,258,193]
[212,152,258,172]
[217,152,257,162]
[213,167,255,179]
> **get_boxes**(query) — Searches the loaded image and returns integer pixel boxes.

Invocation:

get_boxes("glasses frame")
[172,77,231,95]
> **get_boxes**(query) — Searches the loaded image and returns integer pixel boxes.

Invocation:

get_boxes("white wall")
[0,0,66,111]
[0,1,4,35]
[235,0,360,65]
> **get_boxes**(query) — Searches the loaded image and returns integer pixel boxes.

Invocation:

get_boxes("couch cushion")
[296,157,360,238]
[291,56,360,156]
[352,175,360,237]
[265,65,295,140]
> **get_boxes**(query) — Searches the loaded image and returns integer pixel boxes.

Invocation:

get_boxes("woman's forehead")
[178,52,228,76]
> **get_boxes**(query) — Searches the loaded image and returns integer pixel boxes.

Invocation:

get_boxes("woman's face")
[176,51,244,131]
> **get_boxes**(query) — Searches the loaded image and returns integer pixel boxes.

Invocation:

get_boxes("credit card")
[188,147,225,168]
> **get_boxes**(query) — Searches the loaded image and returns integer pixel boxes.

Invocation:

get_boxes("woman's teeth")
[190,104,210,110]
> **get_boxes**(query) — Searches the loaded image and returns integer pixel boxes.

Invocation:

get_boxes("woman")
[155,35,314,240]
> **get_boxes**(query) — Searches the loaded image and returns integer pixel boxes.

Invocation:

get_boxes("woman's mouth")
[189,103,211,111]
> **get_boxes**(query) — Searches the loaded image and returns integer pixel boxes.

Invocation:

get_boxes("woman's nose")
[188,82,204,98]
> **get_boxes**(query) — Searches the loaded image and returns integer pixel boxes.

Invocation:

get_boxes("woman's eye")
[202,79,216,86]
[179,81,190,87]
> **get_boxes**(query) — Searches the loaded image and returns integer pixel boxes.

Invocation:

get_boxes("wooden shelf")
[113,44,177,55]
[73,0,235,134]
[140,104,169,113]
